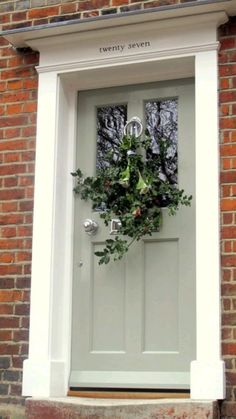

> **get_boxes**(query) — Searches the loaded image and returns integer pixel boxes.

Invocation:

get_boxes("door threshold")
[68,389,190,400]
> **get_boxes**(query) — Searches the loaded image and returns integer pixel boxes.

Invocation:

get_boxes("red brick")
[8,56,24,68]
[15,304,30,316]
[222,327,232,340]
[17,252,31,262]
[0,14,10,24]
[19,201,33,212]
[231,158,236,169]
[17,226,32,237]
[227,372,236,385]
[12,356,26,369]
[220,104,230,116]
[22,126,36,137]
[7,80,24,90]
[13,330,29,342]
[221,199,236,211]
[220,118,236,129]
[222,269,231,281]
[33,18,48,26]
[220,91,236,103]
[61,3,77,13]
[20,343,29,355]
[222,297,231,310]
[0,317,19,329]
[23,264,31,275]
[220,171,236,183]
[12,11,27,21]
[0,91,30,104]
[3,178,18,188]
[4,152,21,163]
[0,164,26,176]
[0,343,20,355]
[112,0,128,6]
[7,104,23,115]
[28,6,59,19]
[222,157,231,169]
[220,37,236,50]
[78,0,110,11]
[22,102,37,113]
[222,212,233,224]
[222,255,236,267]
[10,384,22,396]
[0,189,25,201]
[21,317,30,328]
[0,81,7,92]
[0,291,23,303]
[220,64,236,77]
[22,78,38,89]
[222,283,236,296]
[16,278,31,289]
[18,176,34,187]
[221,185,231,197]
[1,227,17,238]
[0,253,14,264]
[222,314,236,327]
[22,151,35,162]
[0,115,29,127]
[0,331,12,341]
[0,305,13,315]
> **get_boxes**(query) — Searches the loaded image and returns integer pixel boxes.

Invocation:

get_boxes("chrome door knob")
[83,219,98,235]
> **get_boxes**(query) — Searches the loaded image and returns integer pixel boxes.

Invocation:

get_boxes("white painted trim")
[190,50,224,399]
[22,73,77,396]
[22,10,225,399]
[191,361,225,399]
[70,371,190,389]
[36,43,219,74]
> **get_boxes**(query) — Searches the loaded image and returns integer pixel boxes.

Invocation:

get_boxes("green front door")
[70,79,195,389]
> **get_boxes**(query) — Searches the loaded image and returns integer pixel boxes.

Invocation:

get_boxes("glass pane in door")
[145,99,178,186]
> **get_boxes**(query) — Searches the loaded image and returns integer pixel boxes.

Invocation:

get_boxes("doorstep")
[25,397,219,418]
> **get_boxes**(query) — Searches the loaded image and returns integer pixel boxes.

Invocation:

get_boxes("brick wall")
[0,34,38,403]
[219,17,236,419]
[0,0,236,416]
[0,0,201,29]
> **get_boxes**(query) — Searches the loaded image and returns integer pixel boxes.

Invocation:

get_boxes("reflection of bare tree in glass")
[97,105,127,170]
[146,99,178,185]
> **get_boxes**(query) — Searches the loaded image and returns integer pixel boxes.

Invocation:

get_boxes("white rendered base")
[190,360,225,399]
[23,359,67,397]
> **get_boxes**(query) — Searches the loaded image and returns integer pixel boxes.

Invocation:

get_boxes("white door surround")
[5,5,230,400]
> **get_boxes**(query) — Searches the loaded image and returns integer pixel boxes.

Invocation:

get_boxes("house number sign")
[99,41,151,54]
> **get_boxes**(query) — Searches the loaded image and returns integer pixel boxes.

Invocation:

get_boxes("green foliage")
[72,133,192,264]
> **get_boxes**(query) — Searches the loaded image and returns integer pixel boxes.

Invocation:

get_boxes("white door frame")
[15,9,227,400]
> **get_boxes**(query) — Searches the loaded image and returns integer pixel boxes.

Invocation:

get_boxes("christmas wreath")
[72,125,192,265]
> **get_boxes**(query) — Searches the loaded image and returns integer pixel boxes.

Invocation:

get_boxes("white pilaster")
[22,72,76,396]
[191,50,225,400]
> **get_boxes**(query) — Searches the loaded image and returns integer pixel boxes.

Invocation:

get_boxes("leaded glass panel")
[96,105,127,170]
[145,99,178,185]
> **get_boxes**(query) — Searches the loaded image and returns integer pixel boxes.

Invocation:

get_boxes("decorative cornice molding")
[36,42,219,74]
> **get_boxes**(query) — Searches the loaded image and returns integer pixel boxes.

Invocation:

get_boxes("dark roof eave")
[1,0,236,48]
